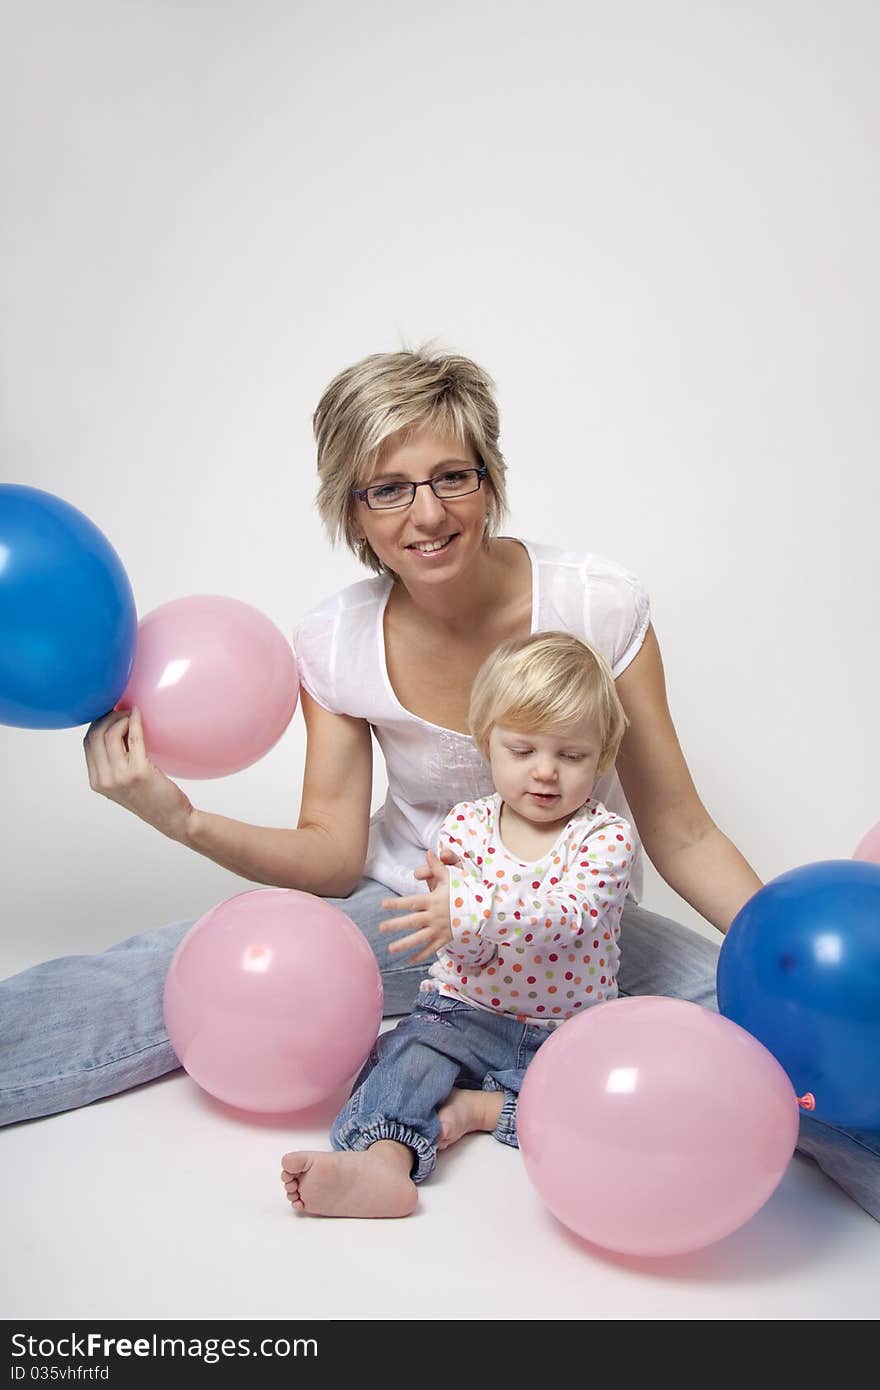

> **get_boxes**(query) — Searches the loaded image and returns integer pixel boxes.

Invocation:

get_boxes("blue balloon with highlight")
[0,485,137,728]
[717,860,880,1128]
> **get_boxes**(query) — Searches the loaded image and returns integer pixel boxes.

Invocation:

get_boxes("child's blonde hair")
[469,632,628,775]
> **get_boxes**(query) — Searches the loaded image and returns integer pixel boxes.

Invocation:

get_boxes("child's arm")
[378,806,497,967]
[435,810,498,966]
[443,861,499,966]
[455,818,635,953]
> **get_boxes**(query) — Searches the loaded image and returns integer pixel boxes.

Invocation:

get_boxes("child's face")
[487,715,604,826]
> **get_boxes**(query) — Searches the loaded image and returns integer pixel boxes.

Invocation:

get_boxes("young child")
[281,632,635,1217]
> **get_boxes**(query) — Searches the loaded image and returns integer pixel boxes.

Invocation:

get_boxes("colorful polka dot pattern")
[426,793,634,1029]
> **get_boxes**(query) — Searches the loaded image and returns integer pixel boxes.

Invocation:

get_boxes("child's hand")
[412,845,460,892]
[379,852,454,964]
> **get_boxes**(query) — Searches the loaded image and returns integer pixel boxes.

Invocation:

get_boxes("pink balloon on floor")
[517,996,799,1257]
[116,594,299,778]
[853,821,880,865]
[164,889,383,1113]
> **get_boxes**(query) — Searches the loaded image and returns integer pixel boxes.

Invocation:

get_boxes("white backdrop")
[2,0,878,976]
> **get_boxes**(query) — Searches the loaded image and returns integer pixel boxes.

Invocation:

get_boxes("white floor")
[3,1022,879,1322]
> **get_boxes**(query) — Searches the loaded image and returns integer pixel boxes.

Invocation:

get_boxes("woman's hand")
[83,707,195,843]
[379,850,457,964]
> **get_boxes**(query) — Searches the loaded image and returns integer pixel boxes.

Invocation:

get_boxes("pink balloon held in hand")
[116,594,299,778]
[517,996,799,1258]
[853,821,880,865]
[164,889,383,1114]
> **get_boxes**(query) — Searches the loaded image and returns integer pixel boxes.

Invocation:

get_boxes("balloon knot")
[797,1092,816,1111]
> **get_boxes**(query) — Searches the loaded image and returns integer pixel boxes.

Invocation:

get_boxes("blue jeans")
[1,880,878,1221]
[331,989,548,1181]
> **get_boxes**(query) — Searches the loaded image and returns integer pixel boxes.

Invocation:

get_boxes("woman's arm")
[614,625,762,934]
[84,690,373,898]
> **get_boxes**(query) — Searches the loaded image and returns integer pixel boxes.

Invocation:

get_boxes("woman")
[2,348,877,1222]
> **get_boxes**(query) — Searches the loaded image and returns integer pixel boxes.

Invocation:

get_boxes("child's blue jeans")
[331,989,550,1182]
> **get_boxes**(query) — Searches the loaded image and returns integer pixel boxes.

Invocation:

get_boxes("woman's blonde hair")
[313,344,509,573]
[469,632,629,775]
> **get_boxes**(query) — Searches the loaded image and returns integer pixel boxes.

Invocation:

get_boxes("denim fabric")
[331,990,548,1181]
[0,879,400,1126]
[1,884,878,1228]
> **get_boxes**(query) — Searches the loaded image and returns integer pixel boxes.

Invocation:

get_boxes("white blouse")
[292,539,651,901]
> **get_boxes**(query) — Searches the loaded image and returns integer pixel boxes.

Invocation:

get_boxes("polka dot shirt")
[423,793,635,1028]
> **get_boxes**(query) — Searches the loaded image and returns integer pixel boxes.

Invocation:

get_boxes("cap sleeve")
[584,563,651,678]
[291,609,341,714]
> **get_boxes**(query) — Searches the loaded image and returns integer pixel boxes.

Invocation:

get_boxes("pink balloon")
[163,889,383,1113]
[853,821,880,865]
[517,997,799,1257]
[116,595,299,778]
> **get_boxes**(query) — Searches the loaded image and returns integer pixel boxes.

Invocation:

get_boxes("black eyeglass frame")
[350,465,488,510]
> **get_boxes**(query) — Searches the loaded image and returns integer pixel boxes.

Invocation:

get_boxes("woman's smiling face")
[353,427,490,585]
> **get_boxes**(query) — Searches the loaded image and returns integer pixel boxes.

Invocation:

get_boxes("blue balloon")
[0,485,137,728]
[717,860,880,1127]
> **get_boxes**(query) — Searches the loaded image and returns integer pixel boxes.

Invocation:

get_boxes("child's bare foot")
[280,1140,418,1218]
[437,1087,505,1150]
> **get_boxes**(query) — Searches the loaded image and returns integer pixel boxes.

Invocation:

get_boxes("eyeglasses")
[351,465,487,511]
